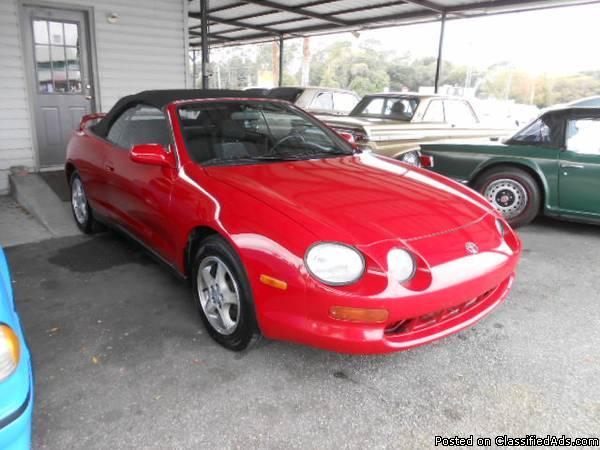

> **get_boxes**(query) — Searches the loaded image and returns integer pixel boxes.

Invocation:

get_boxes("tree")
[203,37,600,108]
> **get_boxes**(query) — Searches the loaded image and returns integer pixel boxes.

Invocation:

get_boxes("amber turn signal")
[0,324,20,381]
[259,274,288,290]
[329,306,389,323]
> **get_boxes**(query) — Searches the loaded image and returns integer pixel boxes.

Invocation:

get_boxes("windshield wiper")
[201,151,350,166]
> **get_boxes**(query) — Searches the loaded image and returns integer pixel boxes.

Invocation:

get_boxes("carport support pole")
[278,35,284,87]
[434,11,446,94]
[201,0,209,89]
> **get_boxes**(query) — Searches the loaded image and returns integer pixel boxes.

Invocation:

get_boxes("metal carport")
[187,0,600,91]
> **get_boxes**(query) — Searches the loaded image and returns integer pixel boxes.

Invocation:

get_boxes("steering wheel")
[267,131,306,155]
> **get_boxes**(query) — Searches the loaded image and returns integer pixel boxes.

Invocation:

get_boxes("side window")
[511,118,552,145]
[107,105,171,150]
[566,118,600,155]
[423,100,445,123]
[444,100,478,126]
[106,108,134,147]
[363,98,384,115]
[310,92,333,111]
[333,92,359,113]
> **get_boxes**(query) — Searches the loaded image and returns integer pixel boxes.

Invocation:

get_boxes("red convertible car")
[65,90,521,354]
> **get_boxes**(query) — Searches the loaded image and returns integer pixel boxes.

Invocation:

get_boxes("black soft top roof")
[93,89,265,137]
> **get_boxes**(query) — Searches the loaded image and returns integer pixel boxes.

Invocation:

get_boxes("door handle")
[85,95,93,100]
[104,162,114,172]
[560,163,584,169]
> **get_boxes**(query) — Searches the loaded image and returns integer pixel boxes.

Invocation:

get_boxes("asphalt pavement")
[5,218,600,449]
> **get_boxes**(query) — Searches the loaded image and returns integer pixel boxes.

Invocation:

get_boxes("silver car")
[265,86,361,116]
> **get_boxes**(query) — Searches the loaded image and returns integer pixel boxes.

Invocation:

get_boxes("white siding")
[0,0,188,193]
[0,0,34,193]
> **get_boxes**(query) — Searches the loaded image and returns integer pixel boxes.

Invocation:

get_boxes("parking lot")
[7,218,599,449]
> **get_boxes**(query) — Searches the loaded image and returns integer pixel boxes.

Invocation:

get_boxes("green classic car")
[420,106,600,227]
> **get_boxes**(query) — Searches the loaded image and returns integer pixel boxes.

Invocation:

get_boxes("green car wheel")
[474,166,541,228]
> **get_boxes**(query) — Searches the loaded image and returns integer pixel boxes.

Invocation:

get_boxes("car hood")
[204,153,491,245]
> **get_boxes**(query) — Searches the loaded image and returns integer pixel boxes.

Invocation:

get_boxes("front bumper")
[0,350,33,450]
[0,388,32,450]
[278,272,514,354]
[261,225,520,354]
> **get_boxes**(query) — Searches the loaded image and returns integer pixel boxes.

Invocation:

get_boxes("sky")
[301,3,600,75]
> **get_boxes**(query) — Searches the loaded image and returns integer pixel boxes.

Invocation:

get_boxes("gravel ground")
[5,217,600,449]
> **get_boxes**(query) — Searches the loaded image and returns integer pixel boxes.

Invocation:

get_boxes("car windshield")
[351,96,419,121]
[177,100,354,166]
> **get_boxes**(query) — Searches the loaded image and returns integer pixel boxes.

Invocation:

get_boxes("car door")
[558,114,600,217]
[443,99,479,136]
[104,104,178,261]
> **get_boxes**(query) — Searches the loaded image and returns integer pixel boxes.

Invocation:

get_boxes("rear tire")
[191,235,259,351]
[473,166,541,228]
[69,171,97,234]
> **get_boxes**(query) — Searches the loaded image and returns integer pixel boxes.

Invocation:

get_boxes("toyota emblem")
[465,242,479,254]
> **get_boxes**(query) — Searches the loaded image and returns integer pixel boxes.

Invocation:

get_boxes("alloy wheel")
[71,178,88,225]
[196,256,241,335]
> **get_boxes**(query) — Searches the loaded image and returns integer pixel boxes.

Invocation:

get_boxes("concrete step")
[0,195,53,247]
[9,170,80,239]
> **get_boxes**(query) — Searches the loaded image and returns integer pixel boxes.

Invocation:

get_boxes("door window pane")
[35,45,52,92]
[33,20,49,44]
[107,109,133,147]
[333,93,359,113]
[566,119,600,155]
[444,100,478,125]
[64,23,78,46]
[65,47,81,92]
[127,106,171,147]
[48,21,64,45]
[423,100,445,123]
[383,98,417,121]
[511,118,552,145]
[108,106,170,149]
[362,98,384,115]
[33,19,82,94]
[50,46,67,92]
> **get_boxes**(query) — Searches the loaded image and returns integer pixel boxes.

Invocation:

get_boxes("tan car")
[318,92,515,166]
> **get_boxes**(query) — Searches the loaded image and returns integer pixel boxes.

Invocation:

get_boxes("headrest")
[390,101,406,114]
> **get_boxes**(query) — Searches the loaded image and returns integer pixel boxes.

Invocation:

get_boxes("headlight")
[496,218,505,236]
[305,243,365,285]
[387,249,416,283]
[0,324,20,381]
[400,151,421,167]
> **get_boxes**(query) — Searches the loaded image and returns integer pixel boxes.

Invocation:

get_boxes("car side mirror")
[337,131,355,144]
[130,143,175,168]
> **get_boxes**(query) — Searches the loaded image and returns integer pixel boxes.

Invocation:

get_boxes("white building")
[0,0,190,193]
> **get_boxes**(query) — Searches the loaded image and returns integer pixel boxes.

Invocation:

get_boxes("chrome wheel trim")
[196,256,241,335]
[483,178,528,220]
[71,178,88,225]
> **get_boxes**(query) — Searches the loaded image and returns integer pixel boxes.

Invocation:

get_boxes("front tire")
[191,235,259,351]
[69,171,97,234]
[473,166,541,228]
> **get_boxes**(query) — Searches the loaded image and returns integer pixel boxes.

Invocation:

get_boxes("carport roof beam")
[188,0,599,47]
[402,0,445,13]
[241,0,351,26]
[190,12,283,36]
